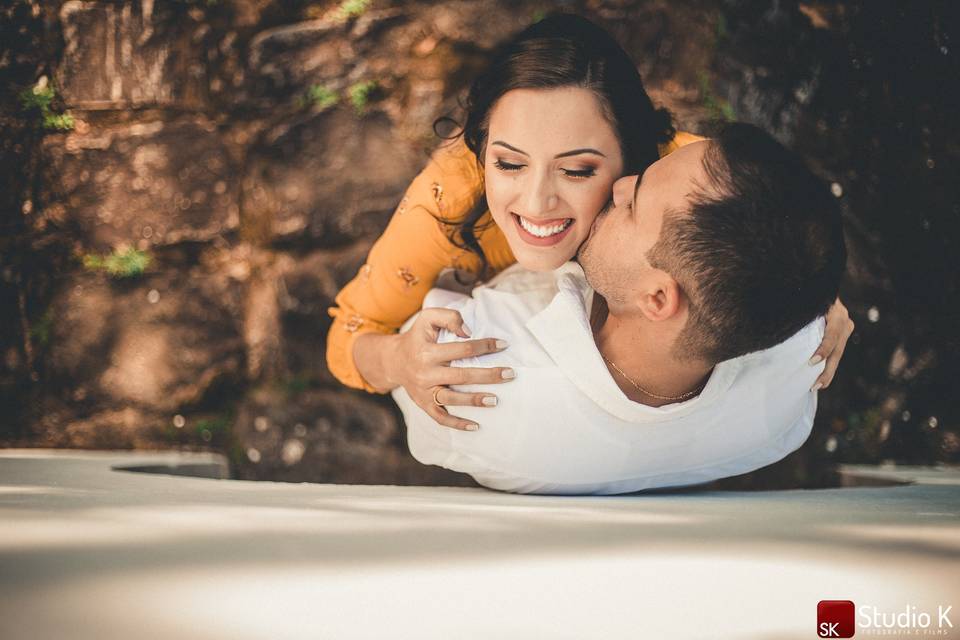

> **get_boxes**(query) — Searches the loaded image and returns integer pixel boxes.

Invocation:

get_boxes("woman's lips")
[511,213,575,247]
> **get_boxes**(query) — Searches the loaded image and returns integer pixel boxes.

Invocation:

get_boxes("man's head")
[577,122,846,365]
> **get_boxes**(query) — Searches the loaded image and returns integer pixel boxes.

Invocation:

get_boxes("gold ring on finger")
[432,387,444,407]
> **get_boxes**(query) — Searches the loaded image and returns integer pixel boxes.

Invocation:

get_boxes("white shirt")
[392,263,826,495]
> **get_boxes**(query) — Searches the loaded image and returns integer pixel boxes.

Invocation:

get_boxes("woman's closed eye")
[493,159,524,172]
[493,159,597,179]
[562,167,597,179]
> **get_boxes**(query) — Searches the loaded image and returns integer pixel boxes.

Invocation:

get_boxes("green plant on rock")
[278,374,314,398]
[18,77,75,131]
[18,81,54,112]
[348,80,378,115]
[29,308,55,347]
[195,415,231,444]
[300,84,339,110]
[716,12,729,40]
[336,0,370,20]
[228,440,247,469]
[698,71,736,122]
[82,247,152,278]
[43,113,76,130]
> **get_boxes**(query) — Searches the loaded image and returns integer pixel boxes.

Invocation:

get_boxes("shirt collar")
[525,263,743,423]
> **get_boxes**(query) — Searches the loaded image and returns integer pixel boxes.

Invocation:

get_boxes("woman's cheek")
[572,186,605,222]
[483,175,510,225]
[572,181,613,241]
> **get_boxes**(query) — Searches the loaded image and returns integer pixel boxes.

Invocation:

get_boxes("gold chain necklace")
[601,354,706,402]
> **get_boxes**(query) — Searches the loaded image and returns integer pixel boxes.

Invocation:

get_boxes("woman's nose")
[522,171,558,217]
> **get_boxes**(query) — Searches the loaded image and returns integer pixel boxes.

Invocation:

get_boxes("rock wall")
[3,0,957,485]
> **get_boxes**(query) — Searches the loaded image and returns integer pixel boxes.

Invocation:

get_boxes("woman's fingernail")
[461,324,472,337]
[811,382,823,392]
[501,369,516,380]
[808,355,824,366]
[482,396,498,407]
[495,339,508,350]
[465,423,479,431]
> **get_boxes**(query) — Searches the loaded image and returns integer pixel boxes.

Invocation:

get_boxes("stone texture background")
[1,0,957,487]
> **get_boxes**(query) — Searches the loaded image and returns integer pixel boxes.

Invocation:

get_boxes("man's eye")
[562,167,597,179]
[494,159,524,172]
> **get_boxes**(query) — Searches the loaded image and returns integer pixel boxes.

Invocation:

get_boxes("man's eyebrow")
[490,141,606,159]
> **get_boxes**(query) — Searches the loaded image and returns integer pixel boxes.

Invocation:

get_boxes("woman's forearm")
[352,332,400,394]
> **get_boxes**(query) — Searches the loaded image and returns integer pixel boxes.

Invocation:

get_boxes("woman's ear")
[637,272,683,322]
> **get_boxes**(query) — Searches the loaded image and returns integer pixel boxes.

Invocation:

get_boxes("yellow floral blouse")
[327,130,705,392]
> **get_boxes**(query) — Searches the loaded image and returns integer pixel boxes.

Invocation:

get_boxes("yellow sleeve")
[326,137,485,392]
[658,130,706,157]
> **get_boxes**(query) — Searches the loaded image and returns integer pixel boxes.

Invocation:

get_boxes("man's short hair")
[646,122,847,364]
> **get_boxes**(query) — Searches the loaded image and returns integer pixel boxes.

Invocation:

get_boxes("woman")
[327,14,853,430]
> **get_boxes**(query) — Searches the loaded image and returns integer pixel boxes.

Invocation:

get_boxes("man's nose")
[612,175,638,205]
[522,170,558,217]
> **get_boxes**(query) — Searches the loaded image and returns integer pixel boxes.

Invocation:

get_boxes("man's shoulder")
[734,317,826,369]
[719,317,826,406]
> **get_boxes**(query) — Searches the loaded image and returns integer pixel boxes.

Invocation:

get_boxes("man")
[392,123,848,495]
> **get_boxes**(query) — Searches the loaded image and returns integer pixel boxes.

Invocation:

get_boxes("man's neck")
[590,293,713,407]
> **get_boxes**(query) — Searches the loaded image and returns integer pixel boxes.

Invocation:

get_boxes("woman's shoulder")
[419,136,485,222]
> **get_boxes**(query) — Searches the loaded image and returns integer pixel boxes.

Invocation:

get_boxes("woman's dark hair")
[435,12,674,280]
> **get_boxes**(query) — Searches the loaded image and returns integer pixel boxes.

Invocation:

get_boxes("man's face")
[577,140,713,306]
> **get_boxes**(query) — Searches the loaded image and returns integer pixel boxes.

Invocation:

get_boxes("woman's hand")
[382,308,514,431]
[810,297,855,391]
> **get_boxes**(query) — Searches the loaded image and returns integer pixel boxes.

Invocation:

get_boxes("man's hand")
[810,297,855,391]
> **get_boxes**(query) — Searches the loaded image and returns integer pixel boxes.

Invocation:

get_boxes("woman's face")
[483,87,624,271]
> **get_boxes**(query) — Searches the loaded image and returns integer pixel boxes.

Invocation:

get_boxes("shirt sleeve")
[658,130,706,157]
[326,137,485,392]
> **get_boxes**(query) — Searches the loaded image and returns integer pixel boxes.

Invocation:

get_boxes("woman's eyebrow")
[491,140,528,155]
[490,140,606,159]
[555,148,606,159]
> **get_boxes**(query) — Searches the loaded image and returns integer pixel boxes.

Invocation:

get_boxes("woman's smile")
[512,213,576,245]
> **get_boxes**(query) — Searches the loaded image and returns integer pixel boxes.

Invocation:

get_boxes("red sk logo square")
[818,600,855,638]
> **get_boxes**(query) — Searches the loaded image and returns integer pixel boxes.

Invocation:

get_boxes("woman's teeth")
[518,215,573,238]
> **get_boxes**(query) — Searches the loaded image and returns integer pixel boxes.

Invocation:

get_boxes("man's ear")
[637,272,683,322]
